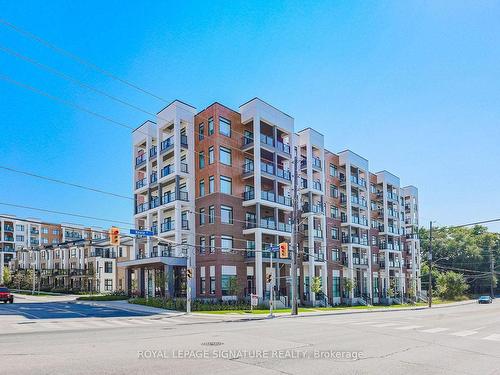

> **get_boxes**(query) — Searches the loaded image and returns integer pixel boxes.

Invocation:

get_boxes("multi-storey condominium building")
[125,98,421,305]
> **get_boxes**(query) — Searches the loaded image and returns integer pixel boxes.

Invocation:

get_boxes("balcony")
[341,236,369,246]
[243,190,255,201]
[302,203,324,214]
[261,191,292,207]
[242,135,254,148]
[305,228,323,239]
[160,137,174,153]
[351,216,368,226]
[4,225,14,232]
[351,196,367,208]
[245,219,291,233]
[276,141,291,154]
[150,197,160,209]
[312,157,322,170]
[160,221,175,232]
[149,145,157,158]
[4,236,14,242]
[387,192,399,202]
[30,239,40,245]
[162,190,189,204]
[180,134,188,148]
[312,180,322,191]
[350,175,367,188]
[150,172,158,184]
[135,178,147,189]
[30,229,40,235]
[135,154,147,167]
[260,161,291,181]
[65,232,82,239]
[352,257,369,266]
[136,202,149,214]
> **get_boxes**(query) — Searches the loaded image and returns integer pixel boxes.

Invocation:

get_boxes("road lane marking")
[483,334,500,342]
[351,321,379,325]
[451,330,478,337]
[395,325,423,330]
[420,328,449,334]
[371,323,401,328]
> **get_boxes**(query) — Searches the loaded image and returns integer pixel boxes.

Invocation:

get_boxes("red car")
[0,286,14,303]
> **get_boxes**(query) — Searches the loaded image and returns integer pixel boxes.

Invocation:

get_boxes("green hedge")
[77,295,130,301]
[129,297,264,312]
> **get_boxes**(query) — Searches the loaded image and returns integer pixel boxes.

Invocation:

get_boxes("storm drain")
[201,341,224,346]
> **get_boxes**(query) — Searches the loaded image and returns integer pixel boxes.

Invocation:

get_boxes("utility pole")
[290,149,299,316]
[490,247,495,299]
[428,221,433,308]
[32,263,36,295]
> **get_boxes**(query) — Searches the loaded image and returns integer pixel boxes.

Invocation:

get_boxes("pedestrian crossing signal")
[266,274,272,283]
[279,242,288,259]
[186,268,193,279]
[109,227,120,246]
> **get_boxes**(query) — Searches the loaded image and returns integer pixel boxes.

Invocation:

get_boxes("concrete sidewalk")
[74,299,183,316]
[12,293,79,303]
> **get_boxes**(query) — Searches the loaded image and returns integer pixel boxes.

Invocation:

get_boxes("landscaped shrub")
[129,297,256,312]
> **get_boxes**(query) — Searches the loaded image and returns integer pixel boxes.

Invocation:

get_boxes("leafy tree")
[436,271,468,300]
[2,266,11,285]
[227,276,242,296]
[343,277,356,296]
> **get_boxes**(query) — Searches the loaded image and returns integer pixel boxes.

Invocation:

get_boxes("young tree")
[343,277,356,297]
[227,276,242,296]
[2,266,12,286]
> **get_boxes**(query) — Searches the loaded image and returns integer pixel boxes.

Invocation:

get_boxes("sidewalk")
[74,299,183,316]
[12,293,79,303]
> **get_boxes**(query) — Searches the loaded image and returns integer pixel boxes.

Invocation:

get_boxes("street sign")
[268,245,279,252]
[251,294,259,307]
[130,229,154,236]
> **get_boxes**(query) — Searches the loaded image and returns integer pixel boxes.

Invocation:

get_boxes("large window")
[221,275,237,296]
[209,176,214,193]
[199,208,206,225]
[199,151,205,169]
[220,146,232,165]
[209,235,215,253]
[104,279,113,291]
[200,276,206,294]
[219,116,231,137]
[208,146,214,164]
[199,179,205,197]
[208,206,215,224]
[331,227,339,240]
[198,123,204,140]
[208,117,214,135]
[330,185,338,198]
[42,227,49,234]
[329,164,338,177]
[331,248,340,261]
[221,235,233,252]
[199,237,206,254]
[333,276,340,297]
[221,205,233,224]
[15,224,24,231]
[220,176,232,194]
[104,261,113,273]
[330,205,338,219]
[210,276,216,294]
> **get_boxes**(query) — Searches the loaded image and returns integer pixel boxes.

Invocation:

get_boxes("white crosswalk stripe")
[451,330,478,337]
[371,322,400,328]
[395,325,423,330]
[483,334,500,342]
[420,328,450,334]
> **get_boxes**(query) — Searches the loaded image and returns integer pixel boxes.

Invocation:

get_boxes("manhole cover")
[201,341,224,346]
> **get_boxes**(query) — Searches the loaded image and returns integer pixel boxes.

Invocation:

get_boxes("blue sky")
[1,1,499,231]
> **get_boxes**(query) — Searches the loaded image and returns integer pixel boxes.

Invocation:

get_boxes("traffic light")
[279,242,289,259]
[266,273,272,283]
[186,268,193,279]
[109,226,120,246]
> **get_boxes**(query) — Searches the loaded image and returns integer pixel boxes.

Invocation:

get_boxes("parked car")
[0,287,14,303]
[478,295,492,304]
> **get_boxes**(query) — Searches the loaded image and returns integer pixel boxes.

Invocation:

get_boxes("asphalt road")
[1,299,499,375]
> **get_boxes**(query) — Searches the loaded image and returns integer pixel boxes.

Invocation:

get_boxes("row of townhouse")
[122,98,421,306]
[12,237,132,293]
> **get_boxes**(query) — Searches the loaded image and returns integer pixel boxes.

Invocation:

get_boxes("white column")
[255,231,263,298]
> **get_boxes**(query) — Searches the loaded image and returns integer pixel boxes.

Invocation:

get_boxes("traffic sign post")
[267,245,279,318]
[250,293,258,311]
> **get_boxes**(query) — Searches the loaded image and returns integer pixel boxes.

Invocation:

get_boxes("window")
[42,227,49,234]
[330,205,338,219]
[330,185,338,198]
[209,235,215,253]
[208,117,214,135]
[198,123,204,140]
[53,229,59,235]
[371,236,377,246]
[119,247,123,257]
[221,205,233,224]
[373,276,379,295]
[331,227,339,240]
[331,248,340,261]
[15,235,24,242]
[200,276,206,294]
[210,276,216,294]
[15,224,24,231]
[220,176,232,194]
[71,249,76,257]
[199,237,206,254]
[221,275,237,296]
[208,206,215,224]
[219,116,231,137]
[219,146,232,165]
[104,279,113,291]
[372,253,378,264]
[52,239,58,245]
[329,164,338,177]
[199,151,205,169]
[333,276,340,297]
[221,236,233,252]
[199,208,206,225]
[209,176,215,193]
[208,146,214,164]
[104,261,113,273]
[42,238,48,244]
[199,180,205,197]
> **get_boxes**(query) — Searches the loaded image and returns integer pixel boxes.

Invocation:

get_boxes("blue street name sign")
[130,229,154,236]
